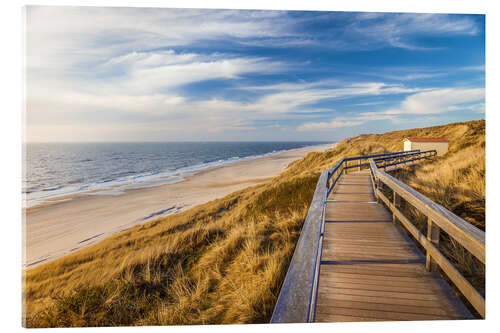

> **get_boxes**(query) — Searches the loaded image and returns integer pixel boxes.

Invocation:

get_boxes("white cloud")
[296,86,485,132]
[296,111,397,132]
[459,65,485,72]
[25,7,290,71]
[27,48,285,99]
[385,88,485,115]
[120,54,285,95]
[353,101,386,106]
[350,13,480,50]
[382,72,445,81]
[241,82,421,114]
[297,120,363,131]
[470,103,485,114]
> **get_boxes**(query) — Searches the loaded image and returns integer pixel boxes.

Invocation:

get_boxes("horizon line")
[24,140,336,144]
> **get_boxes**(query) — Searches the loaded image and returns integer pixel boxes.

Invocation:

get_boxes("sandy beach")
[23,143,334,268]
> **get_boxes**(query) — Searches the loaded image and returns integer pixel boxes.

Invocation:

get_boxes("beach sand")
[23,143,334,268]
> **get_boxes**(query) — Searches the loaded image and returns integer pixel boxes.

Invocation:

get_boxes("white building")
[403,137,449,156]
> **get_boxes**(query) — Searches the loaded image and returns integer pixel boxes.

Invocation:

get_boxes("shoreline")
[23,143,334,269]
[24,143,330,210]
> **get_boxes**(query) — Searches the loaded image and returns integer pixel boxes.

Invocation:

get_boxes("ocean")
[23,142,327,208]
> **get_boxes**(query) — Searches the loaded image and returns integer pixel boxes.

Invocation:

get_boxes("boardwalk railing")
[326,149,422,197]
[271,149,485,323]
[271,149,425,323]
[369,158,485,318]
[326,149,438,197]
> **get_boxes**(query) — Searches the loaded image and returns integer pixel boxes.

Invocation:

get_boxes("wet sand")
[23,143,334,268]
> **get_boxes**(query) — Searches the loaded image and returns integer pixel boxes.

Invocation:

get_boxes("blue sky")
[25,7,485,142]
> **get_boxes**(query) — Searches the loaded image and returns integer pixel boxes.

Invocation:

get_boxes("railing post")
[426,217,440,272]
[376,178,381,203]
[358,159,361,171]
[343,160,347,174]
[393,191,400,225]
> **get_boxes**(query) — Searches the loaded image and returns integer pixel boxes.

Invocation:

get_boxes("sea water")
[23,142,327,208]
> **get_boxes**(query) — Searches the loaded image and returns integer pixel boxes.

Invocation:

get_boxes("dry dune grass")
[24,175,318,327]
[24,119,485,326]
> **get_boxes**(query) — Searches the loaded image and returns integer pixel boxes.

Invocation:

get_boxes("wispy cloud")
[26,7,290,69]
[384,88,485,115]
[241,82,422,111]
[296,87,485,132]
[459,65,485,72]
[297,120,363,131]
[27,49,286,103]
[296,112,395,132]
[347,13,480,50]
[353,101,387,106]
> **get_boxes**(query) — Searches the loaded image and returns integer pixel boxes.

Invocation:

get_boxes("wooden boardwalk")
[314,170,472,322]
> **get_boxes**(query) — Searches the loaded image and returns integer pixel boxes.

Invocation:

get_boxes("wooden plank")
[326,221,398,227]
[325,228,406,235]
[325,264,431,277]
[323,248,422,255]
[329,193,375,202]
[326,202,392,221]
[324,239,415,246]
[316,299,459,317]
[325,234,408,241]
[316,305,455,321]
[319,277,441,293]
[333,184,373,190]
[315,314,385,322]
[318,280,443,295]
[321,271,439,284]
[329,195,375,202]
[325,227,406,234]
[324,225,410,238]
[325,244,418,252]
[325,226,405,233]
[322,252,422,262]
[320,278,441,293]
[326,224,400,230]
[339,179,372,183]
[323,246,420,256]
[320,292,453,309]
[324,286,442,301]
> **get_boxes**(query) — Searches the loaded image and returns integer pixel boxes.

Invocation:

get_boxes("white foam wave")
[24,145,320,208]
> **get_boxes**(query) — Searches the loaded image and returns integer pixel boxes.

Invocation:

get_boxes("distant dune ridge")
[23,119,485,327]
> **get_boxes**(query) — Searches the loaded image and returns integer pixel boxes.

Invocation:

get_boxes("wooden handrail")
[369,159,485,317]
[327,149,420,177]
[370,160,485,263]
[271,170,329,323]
[326,150,423,197]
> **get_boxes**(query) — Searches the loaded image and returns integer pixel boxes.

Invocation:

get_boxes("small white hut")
[403,137,449,156]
